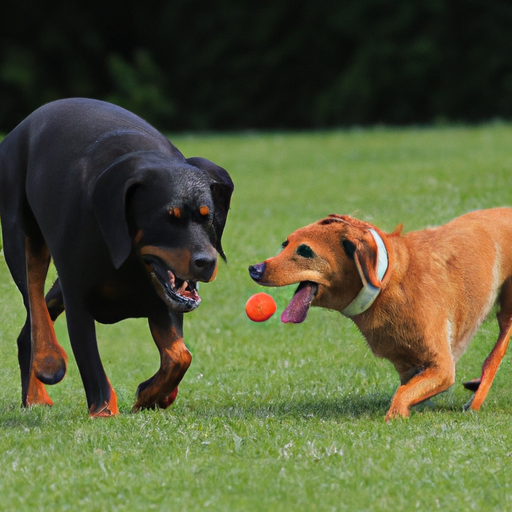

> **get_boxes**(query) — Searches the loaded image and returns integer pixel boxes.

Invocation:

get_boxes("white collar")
[341,228,388,317]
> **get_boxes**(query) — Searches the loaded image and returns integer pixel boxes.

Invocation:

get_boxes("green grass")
[1,124,512,511]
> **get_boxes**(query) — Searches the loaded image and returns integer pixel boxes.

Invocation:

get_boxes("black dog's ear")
[92,156,145,269]
[186,157,234,261]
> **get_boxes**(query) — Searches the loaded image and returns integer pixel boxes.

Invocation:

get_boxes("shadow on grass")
[0,403,51,428]
[184,387,474,421]
[0,390,472,427]
[187,391,394,421]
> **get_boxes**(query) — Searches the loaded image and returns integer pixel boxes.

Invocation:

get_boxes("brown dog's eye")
[296,244,314,258]
[281,240,289,250]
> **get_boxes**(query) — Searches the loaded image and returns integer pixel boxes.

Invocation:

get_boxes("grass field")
[1,124,512,511]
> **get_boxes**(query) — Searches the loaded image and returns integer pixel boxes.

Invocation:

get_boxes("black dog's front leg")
[64,294,119,417]
[133,310,191,411]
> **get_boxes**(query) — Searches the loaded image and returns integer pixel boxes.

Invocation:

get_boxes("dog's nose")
[249,262,266,282]
[193,254,217,281]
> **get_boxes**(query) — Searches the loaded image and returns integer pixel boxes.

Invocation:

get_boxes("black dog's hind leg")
[12,281,68,404]
[63,291,119,416]
[2,220,67,406]
[133,310,191,411]
[2,219,46,405]
[25,237,68,386]
[16,280,67,406]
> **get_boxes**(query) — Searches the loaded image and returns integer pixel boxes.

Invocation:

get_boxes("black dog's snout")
[249,262,266,282]
[193,254,217,280]
[194,255,216,270]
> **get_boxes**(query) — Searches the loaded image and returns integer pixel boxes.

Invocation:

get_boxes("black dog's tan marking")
[0,98,233,416]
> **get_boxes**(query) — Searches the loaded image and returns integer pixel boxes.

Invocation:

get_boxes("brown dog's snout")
[249,262,266,282]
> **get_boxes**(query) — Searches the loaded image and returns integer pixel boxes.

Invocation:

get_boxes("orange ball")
[245,293,277,322]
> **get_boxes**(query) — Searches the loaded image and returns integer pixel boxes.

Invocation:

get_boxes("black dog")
[0,98,233,416]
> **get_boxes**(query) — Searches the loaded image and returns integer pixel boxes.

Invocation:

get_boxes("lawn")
[1,124,512,511]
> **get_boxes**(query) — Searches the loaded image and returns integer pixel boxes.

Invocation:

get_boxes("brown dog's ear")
[186,157,234,261]
[342,230,385,288]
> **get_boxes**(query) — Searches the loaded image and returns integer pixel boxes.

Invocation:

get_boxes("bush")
[1,0,512,131]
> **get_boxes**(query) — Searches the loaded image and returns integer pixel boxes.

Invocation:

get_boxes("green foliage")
[105,49,174,127]
[1,125,512,510]
[1,1,512,130]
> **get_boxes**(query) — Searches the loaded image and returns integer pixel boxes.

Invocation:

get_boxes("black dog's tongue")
[281,281,318,324]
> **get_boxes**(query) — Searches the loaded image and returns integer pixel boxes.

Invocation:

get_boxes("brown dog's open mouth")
[281,281,318,324]
[143,256,201,312]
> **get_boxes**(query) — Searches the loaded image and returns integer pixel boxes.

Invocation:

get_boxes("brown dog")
[249,208,512,420]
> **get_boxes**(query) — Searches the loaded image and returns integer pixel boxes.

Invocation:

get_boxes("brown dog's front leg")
[386,359,455,421]
[133,311,192,411]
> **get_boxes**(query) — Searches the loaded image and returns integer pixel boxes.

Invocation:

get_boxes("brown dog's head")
[92,151,234,313]
[249,215,391,322]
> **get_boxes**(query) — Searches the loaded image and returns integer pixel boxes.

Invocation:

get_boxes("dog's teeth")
[179,281,188,294]
[168,271,175,288]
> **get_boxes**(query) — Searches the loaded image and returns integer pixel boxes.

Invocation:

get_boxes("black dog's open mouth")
[281,281,318,324]
[143,256,201,312]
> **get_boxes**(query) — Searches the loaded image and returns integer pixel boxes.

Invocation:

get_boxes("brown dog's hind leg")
[133,311,192,411]
[386,350,455,421]
[462,378,481,392]
[25,238,68,388]
[468,279,512,411]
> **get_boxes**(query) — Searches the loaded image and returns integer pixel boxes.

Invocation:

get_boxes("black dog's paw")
[133,378,178,411]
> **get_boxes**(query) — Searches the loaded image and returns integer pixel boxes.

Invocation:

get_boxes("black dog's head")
[92,151,234,312]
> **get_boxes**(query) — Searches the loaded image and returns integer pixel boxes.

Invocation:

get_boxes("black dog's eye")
[296,244,314,258]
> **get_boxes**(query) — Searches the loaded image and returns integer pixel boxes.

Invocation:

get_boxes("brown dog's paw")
[385,404,411,422]
[462,378,481,392]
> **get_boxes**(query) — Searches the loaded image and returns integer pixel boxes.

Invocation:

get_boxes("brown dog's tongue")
[281,282,317,323]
